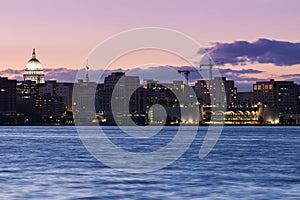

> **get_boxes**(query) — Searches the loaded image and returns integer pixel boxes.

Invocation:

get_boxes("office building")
[195,77,237,108]
[35,94,64,121]
[253,79,297,113]
[0,77,16,114]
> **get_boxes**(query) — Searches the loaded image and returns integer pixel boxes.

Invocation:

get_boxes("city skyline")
[0,40,299,126]
[1,68,299,125]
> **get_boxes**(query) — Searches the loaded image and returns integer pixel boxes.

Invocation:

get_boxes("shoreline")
[0,124,299,126]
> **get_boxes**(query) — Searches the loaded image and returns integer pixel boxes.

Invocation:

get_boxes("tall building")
[103,72,129,90]
[138,80,182,113]
[0,77,16,114]
[101,72,140,112]
[23,49,45,84]
[72,79,98,123]
[97,72,140,124]
[195,77,237,108]
[253,79,297,113]
[35,94,64,120]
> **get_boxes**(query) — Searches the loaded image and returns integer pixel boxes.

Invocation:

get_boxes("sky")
[0,0,300,91]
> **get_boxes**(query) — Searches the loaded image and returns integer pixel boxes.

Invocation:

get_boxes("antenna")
[86,60,90,83]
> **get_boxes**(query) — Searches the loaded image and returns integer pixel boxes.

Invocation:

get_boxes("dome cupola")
[25,48,43,71]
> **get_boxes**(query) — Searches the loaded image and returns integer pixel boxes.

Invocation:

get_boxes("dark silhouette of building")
[35,94,64,122]
[16,79,73,124]
[236,92,254,107]
[16,80,37,103]
[0,77,16,114]
[38,80,73,111]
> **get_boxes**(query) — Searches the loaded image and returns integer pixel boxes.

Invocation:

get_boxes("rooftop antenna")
[85,60,90,83]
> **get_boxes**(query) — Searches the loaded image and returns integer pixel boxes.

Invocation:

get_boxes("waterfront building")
[23,49,45,84]
[100,72,140,124]
[72,79,98,123]
[148,106,200,125]
[0,77,16,114]
[253,79,297,113]
[35,94,64,122]
[201,104,279,125]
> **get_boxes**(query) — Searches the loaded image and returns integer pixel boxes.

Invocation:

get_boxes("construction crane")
[177,68,199,84]
[178,58,215,82]
[177,70,189,82]
[200,58,214,81]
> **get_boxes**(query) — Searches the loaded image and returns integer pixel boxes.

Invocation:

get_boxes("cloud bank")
[0,65,264,91]
[208,38,300,66]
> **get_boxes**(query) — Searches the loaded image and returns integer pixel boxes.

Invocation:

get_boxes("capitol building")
[23,49,45,84]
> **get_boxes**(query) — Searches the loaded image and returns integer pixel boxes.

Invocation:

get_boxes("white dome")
[25,49,43,71]
[26,58,43,71]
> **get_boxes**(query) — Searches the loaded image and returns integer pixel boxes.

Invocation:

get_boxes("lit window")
[257,85,261,90]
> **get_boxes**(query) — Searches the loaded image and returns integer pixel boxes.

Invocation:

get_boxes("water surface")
[0,126,299,199]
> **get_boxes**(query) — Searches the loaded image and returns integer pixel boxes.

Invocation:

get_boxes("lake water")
[0,126,299,199]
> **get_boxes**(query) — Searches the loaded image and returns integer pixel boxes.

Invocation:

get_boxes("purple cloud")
[44,68,79,82]
[207,38,300,66]
[280,74,300,83]
[220,68,263,75]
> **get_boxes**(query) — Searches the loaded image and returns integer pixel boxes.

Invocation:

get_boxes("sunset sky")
[0,0,299,91]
